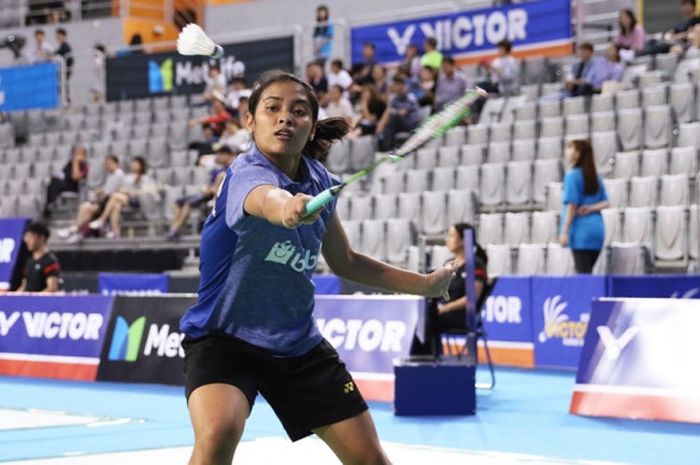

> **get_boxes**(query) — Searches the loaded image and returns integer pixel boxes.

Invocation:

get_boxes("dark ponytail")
[248,69,349,161]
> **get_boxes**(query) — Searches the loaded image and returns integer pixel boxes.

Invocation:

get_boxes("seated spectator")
[398,43,422,78]
[57,155,125,242]
[225,77,251,113]
[24,29,54,64]
[376,76,421,152]
[188,95,233,159]
[166,146,237,241]
[352,84,387,136]
[218,118,252,155]
[202,63,227,103]
[415,65,438,107]
[595,42,625,89]
[566,42,622,97]
[371,65,389,96]
[434,56,468,112]
[616,8,646,52]
[687,24,700,56]
[45,145,88,216]
[665,0,700,46]
[13,222,61,293]
[325,84,355,124]
[306,60,329,103]
[481,40,520,96]
[88,157,158,238]
[351,42,377,85]
[420,37,443,70]
[410,223,488,356]
[327,59,354,94]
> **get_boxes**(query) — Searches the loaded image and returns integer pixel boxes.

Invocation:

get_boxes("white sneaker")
[57,226,77,239]
[66,233,82,244]
[105,231,116,239]
[88,219,103,230]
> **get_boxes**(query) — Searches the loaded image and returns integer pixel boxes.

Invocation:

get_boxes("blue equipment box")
[394,359,476,416]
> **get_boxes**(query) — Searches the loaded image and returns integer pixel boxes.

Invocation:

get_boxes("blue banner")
[610,275,700,299]
[531,276,607,369]
[350,0,571,64]
[98,273,169,296]
[483,277,533,344]
[312,274,341,294]
[0,62,60,112]
[0,295,114,359]
[314,295,422,374]
[0,217,29,290]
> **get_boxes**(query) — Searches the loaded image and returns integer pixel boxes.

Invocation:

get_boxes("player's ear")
[245,111,255,134]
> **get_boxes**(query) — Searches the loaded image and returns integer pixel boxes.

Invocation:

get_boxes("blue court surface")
[1,368,698,464]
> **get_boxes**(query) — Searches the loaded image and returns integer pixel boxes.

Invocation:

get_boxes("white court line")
[0,408,137,431]
[0,437,635,465]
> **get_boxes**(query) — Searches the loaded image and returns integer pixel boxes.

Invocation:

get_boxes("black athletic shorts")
[182,332,368,441]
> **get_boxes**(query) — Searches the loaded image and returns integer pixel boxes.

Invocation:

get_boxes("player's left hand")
[423,263,455,300]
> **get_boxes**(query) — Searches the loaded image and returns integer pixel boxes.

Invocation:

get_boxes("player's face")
[248,81,315,158]
[565,143,579,165]
[23,232,42,252]
[445,227,463,253]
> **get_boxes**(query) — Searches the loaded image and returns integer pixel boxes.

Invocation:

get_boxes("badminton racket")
[304,88,487,217]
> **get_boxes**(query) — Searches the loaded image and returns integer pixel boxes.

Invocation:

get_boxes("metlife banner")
[0,63,60,112]
[96,294,195,385]
[531,276,607,369]
[572,298,700,424]
[105,36,294,101]
[0,295,114,380]
[0,217,29,291]
[350,0,571,65]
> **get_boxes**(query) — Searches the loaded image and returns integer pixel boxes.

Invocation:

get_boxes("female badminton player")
[179,70,453,465]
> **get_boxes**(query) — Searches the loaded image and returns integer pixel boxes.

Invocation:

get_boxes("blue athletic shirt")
[560,167,608,251]
[180,145,340,356]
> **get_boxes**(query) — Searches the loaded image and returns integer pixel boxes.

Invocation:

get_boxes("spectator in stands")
[371,65,389,95]
[14,222,61,293]
[225,77,251,113]
[559,140,609,274]
[327,59,353,95]
[203,63,227,103]
[90,44,107,103]
[129,33,144,55]
[420,37,443,70]
[616,8,646,52]
[166,145,238,241]
[564,42,602,97]
[434,56,468,112]
[597,42,625,88]
[411,223,489,356]
[218,118,252,155]
[312,4,334,64]
[482,40,520,96]
[324,84,355,124]
[306,61,329,103]
[57,155,125,242]
[44,145,88,216]
[399,43,422,78]
[414,65,438,107]
[88,157,158,239]
[351,84,387,136]
[188,94,233,159]
[376,76,421,151]
[24,29,54,64]
[54,28,74,102]
[687,24,700,56]
[352,42,377,85]
[665,0,700,46]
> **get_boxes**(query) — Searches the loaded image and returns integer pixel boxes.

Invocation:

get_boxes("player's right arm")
[243,185,322,228]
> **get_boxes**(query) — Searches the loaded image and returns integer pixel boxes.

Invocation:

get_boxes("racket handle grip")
[303,189,336,217]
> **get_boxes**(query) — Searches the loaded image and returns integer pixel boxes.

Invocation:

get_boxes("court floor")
[1,368,698,464]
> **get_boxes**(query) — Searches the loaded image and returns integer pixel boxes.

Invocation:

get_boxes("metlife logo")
[97,295,194,385]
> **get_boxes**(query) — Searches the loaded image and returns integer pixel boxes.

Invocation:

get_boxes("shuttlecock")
[177,24,224,59]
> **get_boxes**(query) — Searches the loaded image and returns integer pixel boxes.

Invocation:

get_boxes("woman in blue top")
[559,139,610,273]
[180,70,453,465]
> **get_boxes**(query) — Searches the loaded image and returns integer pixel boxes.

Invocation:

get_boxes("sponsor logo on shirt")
[264,240,318,273]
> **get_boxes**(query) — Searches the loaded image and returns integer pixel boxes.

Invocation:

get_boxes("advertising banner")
[350,0,572,65]
[0,62,60,112]
[531,276,607,369]
[609,275,700,299]
[572,298,700,424]
[98,272,169,296]
[0,217,29,291]
[96,294,195,385]
[106,36,294,101]
[315,295,422,401]
[0,294,114,380]
[481,277,534,367]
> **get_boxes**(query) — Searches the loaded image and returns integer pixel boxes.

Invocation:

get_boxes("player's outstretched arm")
[244,185,322,228]
[322,213,452,298]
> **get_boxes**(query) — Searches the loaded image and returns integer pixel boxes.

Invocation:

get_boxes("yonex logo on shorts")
[264,241,318,273]
[108,316,146,362]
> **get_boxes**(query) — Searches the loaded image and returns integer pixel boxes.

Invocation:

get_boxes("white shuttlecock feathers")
[177,24,224,58]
